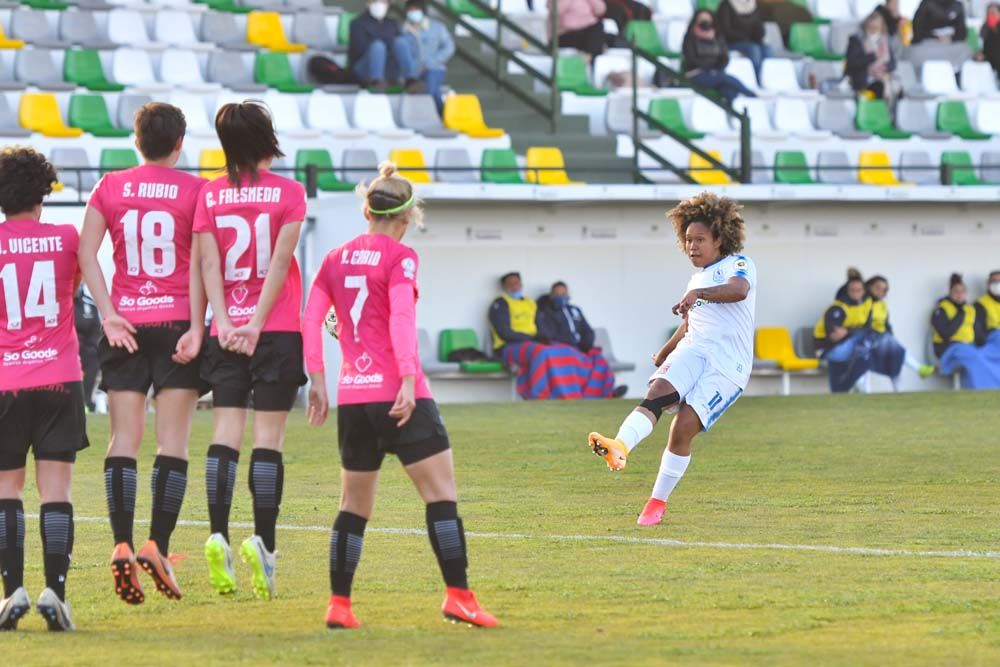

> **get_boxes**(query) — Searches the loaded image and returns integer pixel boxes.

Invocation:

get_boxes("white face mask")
[990,281,1000,297]
[369,1,389,20]
[407,9,424,22]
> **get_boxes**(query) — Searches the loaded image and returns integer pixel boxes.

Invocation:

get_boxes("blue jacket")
[348,11,402,68]
[536,295,596,352]
[404,18,455,71]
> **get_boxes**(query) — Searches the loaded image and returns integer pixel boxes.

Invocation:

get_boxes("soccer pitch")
[8,392,1000,666]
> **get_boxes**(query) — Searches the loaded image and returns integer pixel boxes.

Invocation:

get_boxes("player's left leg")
[35,460,76,631]
[0,468,29,631]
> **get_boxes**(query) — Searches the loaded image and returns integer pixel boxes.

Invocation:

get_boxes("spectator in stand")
[536,281,628,398]
[682,10,757,106]
[489,272,617,400]
[717,0,771,83]
[864,275,935,390]
[874,0,904,38]
[349,0,424,93]
[974,269,1000,346]
[605,0,652,41]
[845,12,899,101]
[549,0,607,61]
[912,0,966,44]
[931,273,1000,388]
[403,0,454,113]
[979,3,1000,76]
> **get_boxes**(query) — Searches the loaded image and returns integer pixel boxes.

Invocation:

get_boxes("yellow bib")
[977,294,1000,332]
[931,298,976,345]
[870,299,889,334]
[813,298,873,340]
[491,293,537,350]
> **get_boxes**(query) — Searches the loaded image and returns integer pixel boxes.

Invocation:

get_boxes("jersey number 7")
[344,275,368,343]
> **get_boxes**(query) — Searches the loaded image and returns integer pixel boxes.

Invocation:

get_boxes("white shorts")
[648,345,743,431]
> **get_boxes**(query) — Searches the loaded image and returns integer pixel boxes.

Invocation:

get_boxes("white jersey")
[676,254,757,389]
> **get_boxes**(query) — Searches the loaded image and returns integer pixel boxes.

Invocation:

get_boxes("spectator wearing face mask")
[932,273,1000,389]
[845,12,899,100]
[979,3,1000,76]
[349,0,425,93]
[682,10,757,106]
[975,270,1000,346]
[403,0,454,113]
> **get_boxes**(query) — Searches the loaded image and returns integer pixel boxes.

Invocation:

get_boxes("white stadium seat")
[167,90,215,136]
[959,60,998,95]
[773,97,831,138]
[263,91,321,139]
[760,58,802,93]
[306,91,366,138]
[154,10,204,48]
[815,0,853,20]
[107,9,161,48]
[688,96,732,134]
[112,47,166,88]
[975,99,1000,134]
[352,93,405,134]
[731,96,785,138]
[725,56,760,93]
[159,48,215,89]
[921,60,958,95]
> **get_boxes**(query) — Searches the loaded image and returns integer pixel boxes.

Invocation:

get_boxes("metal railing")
[426,0,561,132]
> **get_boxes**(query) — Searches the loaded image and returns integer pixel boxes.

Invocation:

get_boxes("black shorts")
[99,320,205,396]
[201,331,306,411]
[337,398,450,472]
[0,382,89,471]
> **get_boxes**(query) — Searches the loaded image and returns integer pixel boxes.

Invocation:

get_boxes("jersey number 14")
[0,261,58,330]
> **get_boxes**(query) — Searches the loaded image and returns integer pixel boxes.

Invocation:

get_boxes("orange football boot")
[110,542,144,605]
[442,588,497,627]
[325,595,361,629]
[136,540,182,600]
[637,498,666,526]
[588,432,628,471]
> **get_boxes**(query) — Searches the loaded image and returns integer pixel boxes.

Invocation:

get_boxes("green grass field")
[7,392,1000,666]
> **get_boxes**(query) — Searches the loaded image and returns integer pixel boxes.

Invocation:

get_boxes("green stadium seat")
[255,51,313,93]
[68,94,130,138]
[941,151,985,186]
[21,0,68,9]
[64,49,124,92]
[856,98,911,139]
[937,100,990,140]
[625,20,676,58]
[648,98,705,139]
[481,148,524,184]
[556,55,607,96]
[447,0,492,18]
[100,148,139,175]
[774,151,814,184]
[788,23,841,59]
[337,11,355,46]
[439,328,504,373]
[966,26,981,52]
[295,149,354,192]
[204,0,253,13]
[697,0,721,10]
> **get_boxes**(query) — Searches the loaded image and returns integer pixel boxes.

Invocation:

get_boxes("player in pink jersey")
[0,148,86,631]
[80,103,208,605]
[194,100,306,600]
[304,163,497,630]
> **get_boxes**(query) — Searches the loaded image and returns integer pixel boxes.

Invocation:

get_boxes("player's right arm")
[173,234,206,364]
[303,255,335,427]
[198,231,233,345]
[79,195,138,353]
[653,320,687,367]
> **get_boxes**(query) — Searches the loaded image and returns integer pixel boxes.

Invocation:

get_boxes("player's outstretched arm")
[672,276,751,316]
[79,204,137,353]
[653,320,688,367]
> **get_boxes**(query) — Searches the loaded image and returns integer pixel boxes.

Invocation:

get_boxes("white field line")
[40,515,1000,561]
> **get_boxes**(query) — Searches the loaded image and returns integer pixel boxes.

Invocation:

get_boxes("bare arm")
[172,235,207,363]
[673,276,751,316]
[79,204,137,352]
[653,320,688,367]
[198,232,231,334]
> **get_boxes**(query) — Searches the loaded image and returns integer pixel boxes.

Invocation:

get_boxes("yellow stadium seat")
[442,94,504,139]
[525,147,583,185]
[0,23,24,49]
[689,150,731,185]
[199,148,226,180]
[388,148,433,184]
[858,151,908,186]
[754,327,819,371]
[246,11,306,53]
[18,93,82,138]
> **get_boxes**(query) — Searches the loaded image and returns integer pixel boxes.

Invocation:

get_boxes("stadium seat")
[154,11,202,47]
[646,98,703,139]
[21,0,69,9]
[208,51,267,91]
[936,100,990,140]
[817,149,854,184]
[199,148,226,179]
[419,329,460,375]
[959,60,997,95]
[107,9,159,47]
[293,12,335,50]
[435,148,476,183]
[921,59,958,95]
[69,94,131,137]
[789,23,841,59]
[10,9,68,49]
[255,51,313,92]
[973,98,1000,135]
[654,0,693,19]
[438,329,504,372]
[815,0,853,19]
[116,94,151,132]
[689,150,731,185]
[760,58,803,93]
[734,149,771,184]
[898,150,939,185]
[762,21,797,59]
[167,90,213,136]
[204,0,254,14]
[732,97,783,137]
[894,60,932,98]
[112,48,163,89]
[263,91,320,138]
[342,148,378,184]
[664,19,687,53]
[697,0,721,10]
[399,95,456,138]
[826,21,855,55]
[64,48,124,91]
[817,97,871,139]
[481,148,524,184]
[295,149,354,191]
[688,97,731,135]
[51,147,98,192]
[526,147,581,185]
[305,92,363,137]
[201,12,251,48]
[160,49,213,89]
[353,93,405,134]
[447,0,492,18]
[19,93,82,137]
[755,327,820,371]
[855,98,911,139]
[556,54,607,96]
[625,20,676,57]
[337,11,355,46]
[725,57,761,94]
[941,151,984,186]
[388,148,433,184]
[59,10,115,50]
[247,11,306,52]
[0,96,29,137]
[774,151,814,184]
[773,98,829,137]
[895,98,949,139]
[100,148,139,174]
[858,151,905,186]
[443,94,504,138]
[16,49,75,90]
[0,22,25,49]
[981,151,1000,184]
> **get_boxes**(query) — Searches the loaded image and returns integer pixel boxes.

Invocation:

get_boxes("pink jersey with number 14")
[303,233,431,405]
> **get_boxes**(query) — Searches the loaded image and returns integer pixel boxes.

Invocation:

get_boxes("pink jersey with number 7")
[0,219,82,391]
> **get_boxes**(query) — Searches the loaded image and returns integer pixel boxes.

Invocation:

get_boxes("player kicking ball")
[588,192,756,526]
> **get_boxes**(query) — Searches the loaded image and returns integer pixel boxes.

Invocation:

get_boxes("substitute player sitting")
[588,192,756,527]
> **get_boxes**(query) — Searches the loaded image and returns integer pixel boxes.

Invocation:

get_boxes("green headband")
[369,194,414,216]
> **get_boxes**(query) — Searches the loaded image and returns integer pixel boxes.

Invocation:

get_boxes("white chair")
[107,9,161,48]
[688,96,732,135]
[305,91,366,138]
[773,97,831,138]
[975,99,1000,134]
[853,0,881,18]
[664,20,686,54]
[154,11,204,48]
[815,0,853,20]
[112,47,167,88]
[959,60,998,95]
[160,49,216,89]
[167,90,215,137]
[760,58,802,93]
[731,96,785,138]
[655,0,693,20]
[352,93,411,137]
[921,59,959,95]
[263,91,321,139]
[725,57,760,93]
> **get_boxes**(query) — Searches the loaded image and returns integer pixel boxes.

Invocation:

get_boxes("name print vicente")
[0,235,64,256]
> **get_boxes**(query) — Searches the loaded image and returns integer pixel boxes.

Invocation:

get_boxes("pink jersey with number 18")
[193,170,306,335]
[0,219,82,391]
[88,164,206,324]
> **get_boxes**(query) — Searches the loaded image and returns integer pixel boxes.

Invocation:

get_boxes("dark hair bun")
[949,273,963,287]
[846,267,863,281]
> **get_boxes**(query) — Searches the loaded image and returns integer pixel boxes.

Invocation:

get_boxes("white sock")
[651,451,690,502]
[904,353,923,372]
[615,411,654,452]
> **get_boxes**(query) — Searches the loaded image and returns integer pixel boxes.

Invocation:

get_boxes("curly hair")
[668,191,745,257]
[0,146,57,215]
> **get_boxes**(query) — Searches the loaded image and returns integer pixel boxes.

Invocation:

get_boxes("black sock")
[149,455,188,556]
[39,503,73,602]
[104,457,137,549]
[248,449,283,552]
[0,499,25,597]
[425,501,468,590]
[329,512,367,597]
[206,444,239,541]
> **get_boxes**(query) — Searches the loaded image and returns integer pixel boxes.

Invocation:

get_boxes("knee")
[368,40,387,56]
[640,380,680,420]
